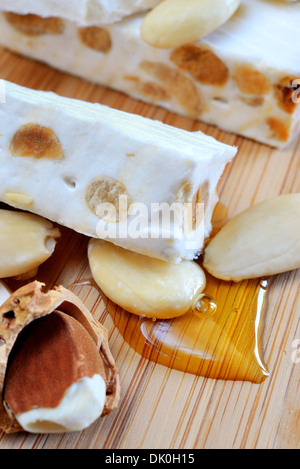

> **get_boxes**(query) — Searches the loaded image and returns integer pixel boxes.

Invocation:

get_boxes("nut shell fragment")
[3,311,106,416]
[0,281,120,433]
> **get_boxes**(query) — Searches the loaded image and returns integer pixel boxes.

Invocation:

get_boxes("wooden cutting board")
[0,46,299,450]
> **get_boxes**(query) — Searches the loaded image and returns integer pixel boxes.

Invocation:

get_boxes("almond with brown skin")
[4,311,107,433]
[0,282,120,434]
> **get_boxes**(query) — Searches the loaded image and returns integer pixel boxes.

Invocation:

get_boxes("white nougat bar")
[0,0,299,148]
[0,81,237,263]
[0,0,161,25]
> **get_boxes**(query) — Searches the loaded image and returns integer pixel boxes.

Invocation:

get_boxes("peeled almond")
[141,0,241,49]
[0,209,60,278]
[88,239,206,320]
[203,193,300,281]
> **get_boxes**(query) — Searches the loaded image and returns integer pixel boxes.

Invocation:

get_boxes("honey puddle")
[73,205,270,384]
[108,274,270,383]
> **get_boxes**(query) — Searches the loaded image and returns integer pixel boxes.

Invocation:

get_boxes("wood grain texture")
[0,46,299,449]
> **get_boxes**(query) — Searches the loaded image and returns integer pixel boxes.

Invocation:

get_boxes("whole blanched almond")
[203,194,300,281]
[0,210,60,278]
[141,0,241,49]
[88,239,206,320]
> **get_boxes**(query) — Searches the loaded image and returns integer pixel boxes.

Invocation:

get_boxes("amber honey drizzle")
[71,204,270,384]
[66,276,270,383]
[105,204,269,384]
[108,274,269,383]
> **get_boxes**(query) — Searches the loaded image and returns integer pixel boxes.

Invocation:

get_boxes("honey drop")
[106,203,270,383]
[108,274,270,383]
[51,204,271,383]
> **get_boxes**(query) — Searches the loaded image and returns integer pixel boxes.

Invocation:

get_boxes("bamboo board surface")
[0,46,299,450]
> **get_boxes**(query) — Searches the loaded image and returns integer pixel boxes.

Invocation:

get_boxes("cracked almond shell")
[0,281,120,433]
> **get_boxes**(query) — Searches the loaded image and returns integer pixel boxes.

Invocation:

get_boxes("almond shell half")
[0,281,120,434]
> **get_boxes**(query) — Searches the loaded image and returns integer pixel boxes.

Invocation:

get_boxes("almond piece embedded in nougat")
[0,0,299,147]
[0,0,162,26]
[0,80,236,264]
